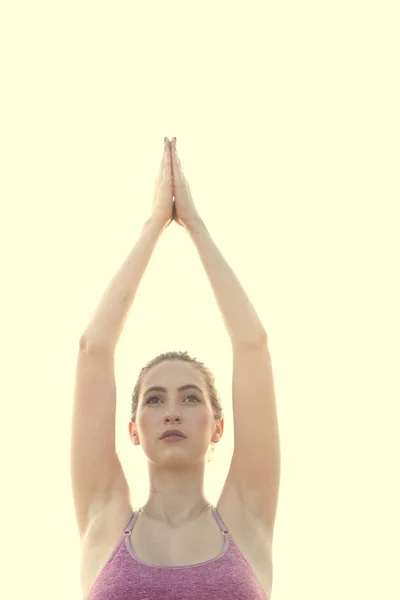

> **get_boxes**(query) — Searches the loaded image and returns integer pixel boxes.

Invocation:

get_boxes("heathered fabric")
[87,505,268,600]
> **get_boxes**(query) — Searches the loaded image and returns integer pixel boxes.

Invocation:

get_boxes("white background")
[1,1,399,598]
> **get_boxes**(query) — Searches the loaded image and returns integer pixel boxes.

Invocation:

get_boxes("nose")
[164,411,181,424]
[164,416,181,424]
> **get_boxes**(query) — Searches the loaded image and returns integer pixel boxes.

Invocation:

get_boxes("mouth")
[160,430,186,440]
[161,434,186,442]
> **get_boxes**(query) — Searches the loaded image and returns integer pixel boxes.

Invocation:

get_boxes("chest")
[129,512,227,566]
[82,506,272,600]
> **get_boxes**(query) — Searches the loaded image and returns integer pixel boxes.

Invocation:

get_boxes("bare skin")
[129,360,224,526]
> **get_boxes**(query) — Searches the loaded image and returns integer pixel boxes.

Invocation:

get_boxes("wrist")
[185,216,205,236]
[146,215,170,234]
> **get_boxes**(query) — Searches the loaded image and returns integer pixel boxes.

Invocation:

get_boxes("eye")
[186,394,200,403]
[145,394,200,404]
[146,396,160,404]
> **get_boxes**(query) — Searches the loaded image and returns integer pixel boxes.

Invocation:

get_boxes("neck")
[140,498,212,528]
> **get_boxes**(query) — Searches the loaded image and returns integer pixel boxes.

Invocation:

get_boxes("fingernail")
[164,137,168,147]
[172,137,177,148]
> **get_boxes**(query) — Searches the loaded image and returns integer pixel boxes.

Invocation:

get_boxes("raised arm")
[81,138,174,351]
[71,139,173,537]
[79,217,165,352]
[171,138,280,542]
[170,136,266,344]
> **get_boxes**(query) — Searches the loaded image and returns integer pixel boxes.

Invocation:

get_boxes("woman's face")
[131,360,222,466]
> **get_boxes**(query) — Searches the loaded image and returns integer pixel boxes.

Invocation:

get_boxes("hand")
[150,137,174,230]
[171,137,202,229]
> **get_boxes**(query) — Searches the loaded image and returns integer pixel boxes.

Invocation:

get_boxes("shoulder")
[217,486,273,591]
[80,495,134,597]
[83,493,134,545]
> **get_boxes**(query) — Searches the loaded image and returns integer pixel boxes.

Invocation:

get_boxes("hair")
[131,351,224,462]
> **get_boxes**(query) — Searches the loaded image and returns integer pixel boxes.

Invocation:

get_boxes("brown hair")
[131,350,224,462]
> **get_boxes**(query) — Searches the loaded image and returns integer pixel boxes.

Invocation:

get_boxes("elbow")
[232,329,268,349]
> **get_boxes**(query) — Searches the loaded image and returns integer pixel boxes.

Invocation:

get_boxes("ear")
[129,421,139,444]
[213,418,224,443]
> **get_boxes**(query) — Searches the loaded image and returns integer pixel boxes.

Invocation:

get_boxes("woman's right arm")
[80,217,165,351]
[71,217,164,537]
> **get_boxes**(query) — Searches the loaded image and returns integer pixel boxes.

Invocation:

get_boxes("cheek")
[195,410,213,430]
[137,409,154,431]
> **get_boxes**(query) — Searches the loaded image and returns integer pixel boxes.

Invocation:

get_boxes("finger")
[162,137,170,165]
[171,138,184,180]
[160,137,172,181]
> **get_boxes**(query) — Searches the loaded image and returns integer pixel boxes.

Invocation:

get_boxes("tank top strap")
[211,505,230,536]
[123,511,139,536]
[123,506,229,537]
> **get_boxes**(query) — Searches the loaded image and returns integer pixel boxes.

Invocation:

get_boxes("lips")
[160,429,186,439]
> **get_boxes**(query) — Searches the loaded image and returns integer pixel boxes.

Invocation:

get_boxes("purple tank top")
[87,505,269,600]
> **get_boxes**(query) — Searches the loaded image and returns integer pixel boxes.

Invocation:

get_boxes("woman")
[71,137,281,600]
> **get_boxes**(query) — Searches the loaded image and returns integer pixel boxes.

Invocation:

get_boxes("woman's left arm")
[170,137,266,346]
[187,218,267,347]
[171,139,279,536]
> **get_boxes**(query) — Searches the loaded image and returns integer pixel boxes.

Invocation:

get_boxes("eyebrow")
[143,384,203,396]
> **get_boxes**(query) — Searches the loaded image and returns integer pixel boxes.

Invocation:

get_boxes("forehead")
[142,360,205,391]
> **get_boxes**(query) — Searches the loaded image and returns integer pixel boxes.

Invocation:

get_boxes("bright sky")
[1,1,399,599]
